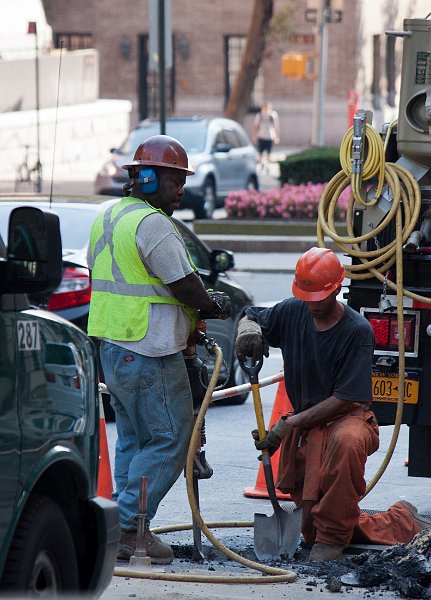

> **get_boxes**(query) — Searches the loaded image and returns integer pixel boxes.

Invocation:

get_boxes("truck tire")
[1,494,79,594]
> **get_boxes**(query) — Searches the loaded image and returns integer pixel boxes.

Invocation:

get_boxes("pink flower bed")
[224,183,350,220]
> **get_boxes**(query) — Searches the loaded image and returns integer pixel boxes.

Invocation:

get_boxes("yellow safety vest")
[87,197,198,341]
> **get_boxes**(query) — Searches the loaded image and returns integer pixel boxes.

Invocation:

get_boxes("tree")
[224,0,274,122]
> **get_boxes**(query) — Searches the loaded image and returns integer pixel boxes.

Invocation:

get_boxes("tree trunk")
[224,0,274,123]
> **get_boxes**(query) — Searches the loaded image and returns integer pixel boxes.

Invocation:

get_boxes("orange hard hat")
[122,135,195,175]
[292,247,345,301]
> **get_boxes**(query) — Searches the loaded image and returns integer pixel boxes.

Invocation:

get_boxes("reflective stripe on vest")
[87,197,198,341]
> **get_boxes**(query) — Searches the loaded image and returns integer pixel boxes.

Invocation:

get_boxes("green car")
[0,207,119,595]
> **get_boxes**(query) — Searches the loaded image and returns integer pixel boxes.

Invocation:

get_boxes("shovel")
[239,356,302,561]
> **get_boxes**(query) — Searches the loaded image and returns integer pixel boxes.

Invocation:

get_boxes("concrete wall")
[0,49,99,113]
[0,99,131,181]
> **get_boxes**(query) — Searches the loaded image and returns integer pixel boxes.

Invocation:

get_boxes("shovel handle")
[251,383,268,447]
[237,355,264,385]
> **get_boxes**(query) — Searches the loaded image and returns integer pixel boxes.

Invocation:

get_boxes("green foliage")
[279,147,341,185]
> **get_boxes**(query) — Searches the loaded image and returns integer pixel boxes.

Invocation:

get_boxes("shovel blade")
[254,506,302,561]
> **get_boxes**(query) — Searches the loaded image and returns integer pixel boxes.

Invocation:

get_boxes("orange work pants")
[277,410,421,547]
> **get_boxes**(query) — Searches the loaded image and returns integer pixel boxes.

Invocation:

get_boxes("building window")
[224,35,263,111]
[54,33,93,51]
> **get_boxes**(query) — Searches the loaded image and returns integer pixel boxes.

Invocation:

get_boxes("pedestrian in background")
[235,247,431,562]
[252,101,280,171]
[87,135,230,564]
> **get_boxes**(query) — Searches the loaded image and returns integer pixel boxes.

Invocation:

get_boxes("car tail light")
[364,310,417,354]
[47,266,91,311]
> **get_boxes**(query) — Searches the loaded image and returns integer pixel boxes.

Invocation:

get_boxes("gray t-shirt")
[88,211,195,357]
[246,299,375,412]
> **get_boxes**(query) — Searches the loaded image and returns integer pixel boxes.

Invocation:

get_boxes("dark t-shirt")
[245,299,375,413]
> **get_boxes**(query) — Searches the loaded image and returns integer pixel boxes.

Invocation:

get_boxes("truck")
[328,17,431,479]
[0,205,119,595]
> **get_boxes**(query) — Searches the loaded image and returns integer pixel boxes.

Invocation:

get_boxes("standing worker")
[87,135,230,564]
[252,101,280,171]
[235,247,430,562]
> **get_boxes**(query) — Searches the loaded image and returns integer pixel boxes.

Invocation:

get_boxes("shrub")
[224,183,350,220]
[279,147,341,185]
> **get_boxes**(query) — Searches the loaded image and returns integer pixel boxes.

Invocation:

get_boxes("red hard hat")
[122,135,195,175]
[292,247,345,301]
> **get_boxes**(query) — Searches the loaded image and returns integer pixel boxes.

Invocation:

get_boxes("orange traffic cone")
[97,393,113,500]
[244,378,293,500]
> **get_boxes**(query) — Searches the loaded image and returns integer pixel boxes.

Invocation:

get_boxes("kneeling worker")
[87,135,230,563]
[235,247,430,562]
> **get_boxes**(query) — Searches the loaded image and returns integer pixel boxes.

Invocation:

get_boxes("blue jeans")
[100,341,194,529]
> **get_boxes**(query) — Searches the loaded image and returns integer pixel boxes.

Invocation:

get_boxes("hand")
[200,291,231,320]
[251,428,282,457]
[235,332,269,361]
[251,415,293,457]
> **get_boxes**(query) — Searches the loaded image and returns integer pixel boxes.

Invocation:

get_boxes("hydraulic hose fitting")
[404,208,431,253]
[352,109,367,175]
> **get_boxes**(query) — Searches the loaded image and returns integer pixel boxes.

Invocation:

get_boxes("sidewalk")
[233,252,304,273]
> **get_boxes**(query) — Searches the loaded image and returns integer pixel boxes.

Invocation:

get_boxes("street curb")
[233,266,296,273]
[200,234,338,253]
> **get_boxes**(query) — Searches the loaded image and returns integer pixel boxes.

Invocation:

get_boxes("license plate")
[372,372,419,404]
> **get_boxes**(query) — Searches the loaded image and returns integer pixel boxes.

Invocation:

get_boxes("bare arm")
[278,396,354,440]
[168,272,213,311]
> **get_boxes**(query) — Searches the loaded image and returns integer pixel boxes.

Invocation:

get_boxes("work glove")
[199,291,231,320]
[235,318,269,361]
[251,416,291,457]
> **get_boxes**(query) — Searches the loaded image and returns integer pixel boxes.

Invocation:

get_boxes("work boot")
[309,542,344,562]
[117,529,136,561]
[399,501,431,531]
[117,528,174,564]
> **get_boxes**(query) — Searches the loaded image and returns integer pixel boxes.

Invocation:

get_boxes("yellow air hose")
[114,344,297,583]
[317,120,430,494]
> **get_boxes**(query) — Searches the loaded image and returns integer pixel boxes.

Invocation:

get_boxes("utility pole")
[28,21,42,192]
[307,0,343,147]
[148,0,172,131]
[158,0,166,134]
[314,0,329,147]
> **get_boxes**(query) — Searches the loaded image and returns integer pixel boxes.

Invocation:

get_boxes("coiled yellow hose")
[317,120,430,494]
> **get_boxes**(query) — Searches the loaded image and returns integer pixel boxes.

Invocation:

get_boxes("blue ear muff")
[137,168,159,194]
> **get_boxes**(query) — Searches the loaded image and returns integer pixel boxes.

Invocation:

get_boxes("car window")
[174,221,211,272]
[233,128,249,147]
[119,121,209,155]
[0,205,98,251]
[214,130,226,146]
[223,129,240,149]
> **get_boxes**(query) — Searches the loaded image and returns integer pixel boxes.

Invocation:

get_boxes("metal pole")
[317,0,330,147]
[311,0,330,147]
[158,0,166,134]
[35,27,42,192]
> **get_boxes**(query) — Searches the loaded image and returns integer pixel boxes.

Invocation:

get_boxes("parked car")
[0,205,118,595]
[0,195,254,412]
[94,116,259,219]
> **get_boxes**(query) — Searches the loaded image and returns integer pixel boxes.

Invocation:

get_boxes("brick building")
[41,0,430,147]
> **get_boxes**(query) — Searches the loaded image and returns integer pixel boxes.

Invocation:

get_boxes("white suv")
[94,116,259,219]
